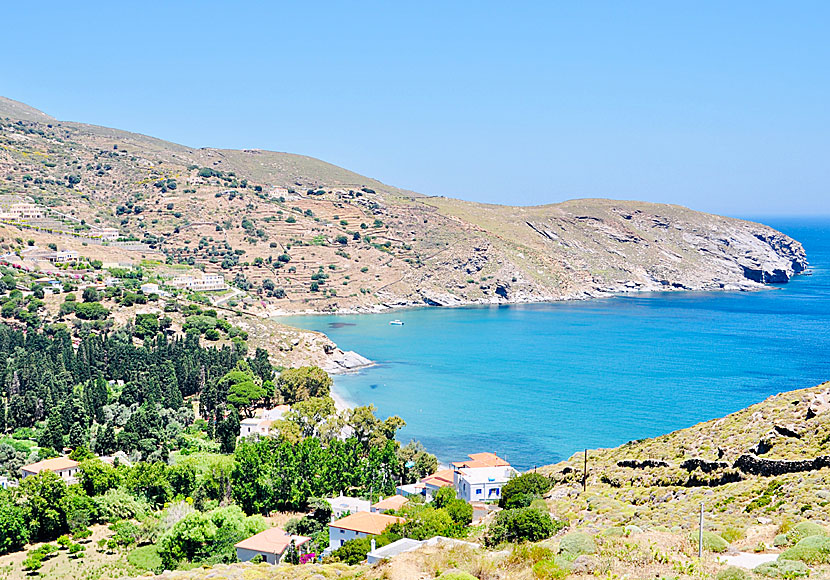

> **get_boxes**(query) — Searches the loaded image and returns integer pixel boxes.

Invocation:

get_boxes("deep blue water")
[286,219,830,470]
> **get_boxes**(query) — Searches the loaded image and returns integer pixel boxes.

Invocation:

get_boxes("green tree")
[0,492,28,554]
[219,365,265,418]
[499,472,552,509]
[276,366,332,404]
[21,471,69,542]
[484,507,563,546]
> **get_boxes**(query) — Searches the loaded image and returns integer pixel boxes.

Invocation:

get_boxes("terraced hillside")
[0,96,807,316]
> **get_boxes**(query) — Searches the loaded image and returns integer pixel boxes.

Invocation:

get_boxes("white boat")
[389,319,404,325]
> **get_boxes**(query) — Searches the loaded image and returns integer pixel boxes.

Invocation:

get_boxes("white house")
[20,457,80,483]
[326,494,371,519]
[238,406,289,438]
[453,465,518,503]
[168,273,226,292]
[234,527,310,564]
[140,282,160,295]
[396,468,455,500]
[328,512,404,551]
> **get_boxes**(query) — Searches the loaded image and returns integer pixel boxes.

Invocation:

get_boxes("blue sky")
[2,1,828,216]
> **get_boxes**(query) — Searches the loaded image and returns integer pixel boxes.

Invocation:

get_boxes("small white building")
[326,494,371,519]
[140,282,160,295]
[169,273,226,292]
[328,512,404,551]
[98,228,119,241]
[454,465,518,503]
[234,527,310,564]
[239,417,275,438]
[20,457,80,483]
[239,406,289,438]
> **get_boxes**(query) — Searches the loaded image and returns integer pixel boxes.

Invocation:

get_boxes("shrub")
[485,507,563,546]
[690,530,729,553]
[773,533,789,547]
[754,559,809,578]
[532,558,570,579]
[720,526,744,543]
[786,521,827,545]
[716,566,749,580]
[437,572,477,580]
[499,472,552,509]
[558,532,597,558]
[779,534,830,564]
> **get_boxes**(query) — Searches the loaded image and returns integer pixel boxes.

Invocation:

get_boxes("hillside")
[0,96,807,319]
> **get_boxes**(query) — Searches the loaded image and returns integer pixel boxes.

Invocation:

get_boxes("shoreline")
[330,381,356,412]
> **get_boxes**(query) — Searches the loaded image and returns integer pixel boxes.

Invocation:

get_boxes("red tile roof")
[234,527,310,554]
[372,495,409,511]
[329,512,404,535]
[421,469,455,487]
[21,457,79,474]
[451,452,510,469]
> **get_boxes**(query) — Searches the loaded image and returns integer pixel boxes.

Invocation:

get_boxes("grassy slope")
[0,96,807,317]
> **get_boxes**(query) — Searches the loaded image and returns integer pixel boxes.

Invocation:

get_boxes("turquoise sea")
[286,219,830,470]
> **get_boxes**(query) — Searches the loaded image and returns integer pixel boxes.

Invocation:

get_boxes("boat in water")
[389,319,404,325]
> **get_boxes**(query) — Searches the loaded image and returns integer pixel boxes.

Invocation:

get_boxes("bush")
[716,566,750,580]
[485,507,563,546]
[532,558,571,579]
[436,572,477,580]
[786,521,827,545]
[754,559,809,578]
[499,472,552,509]
[558,532,597,558]
[779,534,830,564]
[690,530,729,553]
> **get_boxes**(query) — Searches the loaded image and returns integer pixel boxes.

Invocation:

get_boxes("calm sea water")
[286,219,830,470]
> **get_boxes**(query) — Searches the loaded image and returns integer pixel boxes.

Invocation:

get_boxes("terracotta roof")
[329,512,404,535]
[21,457,79,474]
[451,452,510,469]
[234,527,310,554]
[421,469,455,487]
[372,495,409,511]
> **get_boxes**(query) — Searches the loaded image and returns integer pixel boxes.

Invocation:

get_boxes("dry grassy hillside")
[0,97,807,317]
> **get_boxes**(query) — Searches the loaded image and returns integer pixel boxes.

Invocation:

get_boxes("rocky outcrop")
[680,459,730,473]
[617,459,669,469]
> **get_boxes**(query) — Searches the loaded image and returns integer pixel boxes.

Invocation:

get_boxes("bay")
[285,218,830,470]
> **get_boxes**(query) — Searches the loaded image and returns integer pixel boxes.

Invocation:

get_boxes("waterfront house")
[326,494,371,519]
[20,457,80,483]
[396,468,454,500]
[453,464,518,503]
[328,512,404,550]
[234,527,310,564]
[371,495,409,513]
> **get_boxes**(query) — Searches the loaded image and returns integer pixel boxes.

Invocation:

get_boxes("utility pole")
[582,449,588,492]
[698,502,704,560]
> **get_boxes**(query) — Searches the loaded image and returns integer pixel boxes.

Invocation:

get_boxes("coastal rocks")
[327,350,373,372]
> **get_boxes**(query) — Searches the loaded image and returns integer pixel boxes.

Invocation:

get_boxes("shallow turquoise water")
[286,219,830,470]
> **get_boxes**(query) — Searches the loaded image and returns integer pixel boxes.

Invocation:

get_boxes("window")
[476,488,482,495]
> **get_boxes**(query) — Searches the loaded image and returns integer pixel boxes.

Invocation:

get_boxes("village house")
[0,203,44,221]
[234,527,310,564]
[328,512,404,550]
[20,457,80,483]
[238,406,289,438]
[396,468,455,500]
[168,273,226,292]
[326,494,371,519]
[370,495,409,513]
[453,464,518,503]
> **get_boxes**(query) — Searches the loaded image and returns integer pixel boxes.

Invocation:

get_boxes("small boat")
[389,319,404,325]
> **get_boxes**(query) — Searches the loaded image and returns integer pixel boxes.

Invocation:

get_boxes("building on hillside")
[238,406,289,438]
[328,512,404,551]
[168,273,226,292]
[453,464,518,503]
[140,282,159,295]
[396,468,454,500]
[371,495,409,513]
[32,250,79,264]
[234,527,310,564]
[326,494,371,519]
[0,203,44,221]
[451,452,511,469]
[239,417,275,438]
[20,457,80,483]
[98,228,119,241]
